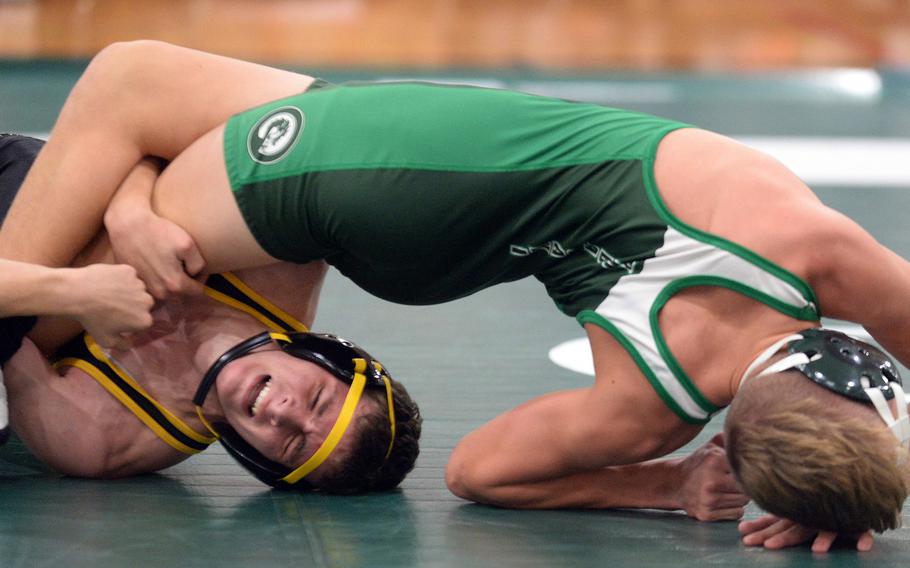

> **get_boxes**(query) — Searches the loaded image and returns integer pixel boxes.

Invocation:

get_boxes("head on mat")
[725,329,910,534]
[194,331,422,494]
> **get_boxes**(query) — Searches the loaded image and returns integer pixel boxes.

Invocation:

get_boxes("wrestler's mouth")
[248,375,272,417]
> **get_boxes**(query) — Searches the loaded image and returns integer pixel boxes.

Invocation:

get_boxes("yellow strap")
[82,335,217,446]
[382,376,396,460]
[221,272,308,331]
[270,331,292,343]
[282,371,367,484]
[195,406,221,439]
[373,363,396,460]
[204,272,309,332]
[54,356,208,455]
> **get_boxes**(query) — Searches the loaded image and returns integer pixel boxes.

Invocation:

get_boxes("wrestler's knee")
[89,39,174,70]
[73,40,173,106]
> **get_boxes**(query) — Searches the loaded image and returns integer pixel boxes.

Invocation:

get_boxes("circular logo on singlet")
[247,106,305,164]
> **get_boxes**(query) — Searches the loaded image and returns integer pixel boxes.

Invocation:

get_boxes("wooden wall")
[1,0,909,69]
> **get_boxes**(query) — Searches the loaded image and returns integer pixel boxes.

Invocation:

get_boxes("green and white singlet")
[224,82,821,423]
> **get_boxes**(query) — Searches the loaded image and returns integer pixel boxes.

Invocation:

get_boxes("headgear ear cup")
[788,329,901,403]
[217,426,314,490]
[749,328,909,448]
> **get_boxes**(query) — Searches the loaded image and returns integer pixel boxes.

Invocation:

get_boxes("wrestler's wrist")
[651,457,689,510]
[4,264,74,318]
[46,267,89,318]
[104,194,154,236]
[53,265,136,320]
[600,458,687,511]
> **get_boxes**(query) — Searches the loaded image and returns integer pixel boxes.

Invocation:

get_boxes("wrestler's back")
[618,128,845,409]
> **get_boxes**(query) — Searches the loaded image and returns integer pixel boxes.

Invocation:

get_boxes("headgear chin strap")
[742,328,909,449]
[193,331,397,490]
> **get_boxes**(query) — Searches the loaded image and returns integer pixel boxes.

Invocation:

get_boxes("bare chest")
[59,302,258,473]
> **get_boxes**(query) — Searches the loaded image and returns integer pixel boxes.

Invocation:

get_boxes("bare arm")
[0,258,153,349]
[0,260,96,318]
[5,340,111,477]
[1,158,166,349]
[445,387,747,519]
[805,206,910,366]
[104,157,207,298]
[4,339,185,478]
[0,40,313,270]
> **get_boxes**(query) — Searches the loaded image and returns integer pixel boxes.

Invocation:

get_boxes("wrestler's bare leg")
[150,124,275,273]
[0,40,314,267]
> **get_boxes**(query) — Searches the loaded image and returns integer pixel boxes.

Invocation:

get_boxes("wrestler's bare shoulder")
[6,339,190,478]
[654,128,847,281]
[61,363,192,477]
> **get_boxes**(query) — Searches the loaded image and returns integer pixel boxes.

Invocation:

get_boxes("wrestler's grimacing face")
[215,349,369,481]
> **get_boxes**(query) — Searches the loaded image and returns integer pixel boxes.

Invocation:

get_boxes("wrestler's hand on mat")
[677,433,750,521]
[70,263,155,348]
[106,205,206,299]
[739,515,874,552]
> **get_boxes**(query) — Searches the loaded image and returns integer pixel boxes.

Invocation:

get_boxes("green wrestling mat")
[2,60,910,566]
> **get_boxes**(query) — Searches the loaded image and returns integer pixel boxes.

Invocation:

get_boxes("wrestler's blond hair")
[724,371,909,533]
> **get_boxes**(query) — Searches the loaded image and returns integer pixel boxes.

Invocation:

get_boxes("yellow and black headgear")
[192,331,396,490]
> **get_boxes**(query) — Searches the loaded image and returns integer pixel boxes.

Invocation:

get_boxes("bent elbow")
[36,431,116,479]
[49,452,111,479]
[445,456,478,501]
[445,452,503,505]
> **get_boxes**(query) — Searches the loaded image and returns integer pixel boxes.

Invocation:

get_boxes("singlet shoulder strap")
[51,272,308,455]
[203,272,308,333]
[52,334,216,454]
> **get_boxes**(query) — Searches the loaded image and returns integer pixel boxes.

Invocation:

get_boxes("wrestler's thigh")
[152,124,277,273]
[82,41,316,159]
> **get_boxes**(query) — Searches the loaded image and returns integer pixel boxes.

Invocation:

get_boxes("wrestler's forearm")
[28,232,115,354]
[103,157,160,233]
[14,183,152,354]
[0,260,89,318]
[0,43,173,265]
[445,386,705,507]
[451,457,686,510]
[449,423,745,520]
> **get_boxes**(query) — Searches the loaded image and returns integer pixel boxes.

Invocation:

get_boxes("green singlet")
[225,82,821,424]
[224,81,686,316]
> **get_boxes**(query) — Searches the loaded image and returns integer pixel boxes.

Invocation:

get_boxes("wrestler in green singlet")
[224,83,820,426]
[224,82,686,316]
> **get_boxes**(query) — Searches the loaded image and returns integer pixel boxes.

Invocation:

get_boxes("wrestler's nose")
[267,393,295,427]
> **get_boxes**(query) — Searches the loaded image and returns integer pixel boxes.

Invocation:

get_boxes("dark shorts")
[0,134,44,225]
[0,134,44,365]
